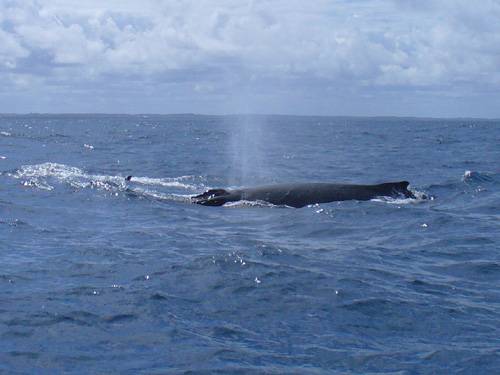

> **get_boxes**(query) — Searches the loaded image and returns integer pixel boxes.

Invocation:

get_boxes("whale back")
[192,181,414,207]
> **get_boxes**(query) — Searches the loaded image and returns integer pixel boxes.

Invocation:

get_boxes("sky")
[0,0,499,117]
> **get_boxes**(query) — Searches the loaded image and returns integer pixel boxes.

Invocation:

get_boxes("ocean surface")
[0,114,499,374]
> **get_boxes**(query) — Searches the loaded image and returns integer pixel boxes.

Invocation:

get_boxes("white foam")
[12,162,126,191]
[371,197,416,205]
[373,196,420,205]
[22,179,54,191]
[11,163,212,202]
[11,162,204,206]
[223,199,285,208]
[129,176,198,190]
[0,131,11,136]
[13,163,85,180]
[371,188,430,204]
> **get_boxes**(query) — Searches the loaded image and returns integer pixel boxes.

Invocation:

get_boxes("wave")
[8,164,497,209]
[462,170,496,183]
[8,162,201,204]
[422,170,498,197]
[11,163,128,191]
[8,163,432,208]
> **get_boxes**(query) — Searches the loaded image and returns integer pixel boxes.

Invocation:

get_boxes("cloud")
[0,25,29,69]
[0,0,499,115]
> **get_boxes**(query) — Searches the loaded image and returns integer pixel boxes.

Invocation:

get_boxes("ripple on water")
[431,261,500,282]
[1,116,499,374]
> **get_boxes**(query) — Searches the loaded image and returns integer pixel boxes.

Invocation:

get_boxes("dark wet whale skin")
[193,181,415,208]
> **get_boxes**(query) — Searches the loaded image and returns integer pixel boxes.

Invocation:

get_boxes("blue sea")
[1,114,499,374]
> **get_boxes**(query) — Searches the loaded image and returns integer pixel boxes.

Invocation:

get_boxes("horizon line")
[0,112,498,121]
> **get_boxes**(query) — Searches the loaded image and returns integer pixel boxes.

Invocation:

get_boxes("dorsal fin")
[376,181,414,198]
[391,181,414,198]
[395,181,410,190]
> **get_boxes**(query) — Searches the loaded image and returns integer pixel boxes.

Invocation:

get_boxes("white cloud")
[0,0,499,115]
[0,28,29,68]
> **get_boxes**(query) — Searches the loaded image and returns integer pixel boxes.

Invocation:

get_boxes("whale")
[191,181,415,208]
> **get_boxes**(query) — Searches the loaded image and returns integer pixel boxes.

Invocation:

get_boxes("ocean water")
[0,114,499,374]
